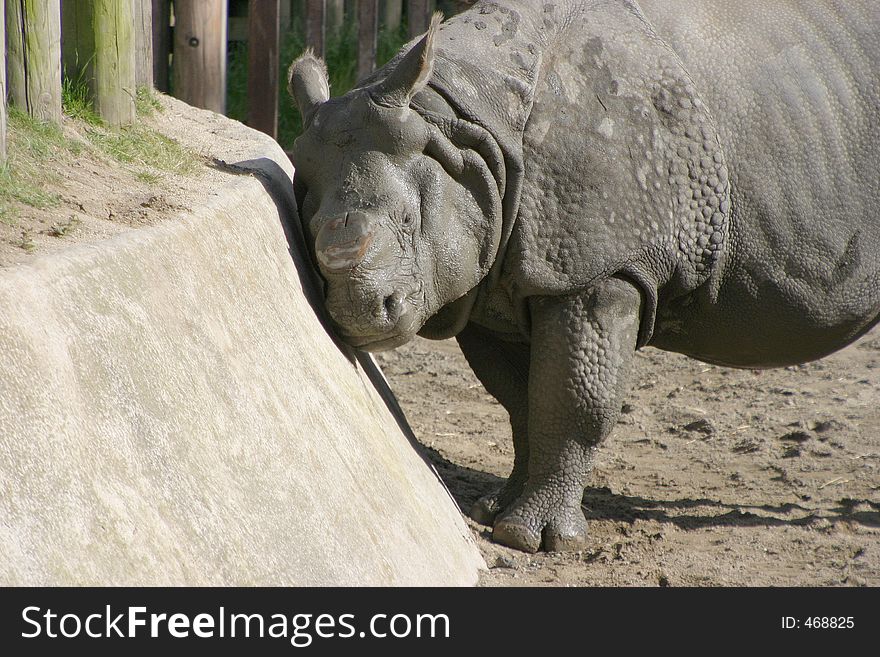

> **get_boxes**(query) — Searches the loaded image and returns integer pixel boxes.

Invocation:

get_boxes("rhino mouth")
[330,281,425,352]
[339,314,421,350]
[341,331,416,352]
[336,299,424,352]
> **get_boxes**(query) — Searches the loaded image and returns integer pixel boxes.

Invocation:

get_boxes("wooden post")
[407,0,430,39]
[444,1,472,15]
[247,0,280,138]
[5,0,62,123]
[1,1,6,165]
[357,1,378,81]
[133,0,153,89]
[305,0,325,58]
[326,0,343,34]
[5,0,25,109]
[151,0,171,92]
[62,1,93,82]
[93,0,137,125]
[173,0,228,113]
[280,0,292,30]
[62,1,137,126]
[381,0,402,30]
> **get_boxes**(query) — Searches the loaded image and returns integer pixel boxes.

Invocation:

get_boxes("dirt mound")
[0,94,248,268]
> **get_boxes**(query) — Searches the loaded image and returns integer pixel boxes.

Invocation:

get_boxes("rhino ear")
[371,12,442,108]
[288,49,330,128]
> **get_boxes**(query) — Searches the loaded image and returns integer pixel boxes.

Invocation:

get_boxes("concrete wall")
[0,104,484,585]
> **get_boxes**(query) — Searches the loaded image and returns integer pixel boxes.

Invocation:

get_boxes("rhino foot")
[469,478,527,526]
[470,494,502,526]
[492,503,587,553]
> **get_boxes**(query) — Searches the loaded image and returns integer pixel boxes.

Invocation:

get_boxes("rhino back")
[639,0,880,365]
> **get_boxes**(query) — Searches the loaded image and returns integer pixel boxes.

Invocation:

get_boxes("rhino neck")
[410,87,505,340]
[415,5,552,322]
[417,288,479,340]
[358,30,530,342]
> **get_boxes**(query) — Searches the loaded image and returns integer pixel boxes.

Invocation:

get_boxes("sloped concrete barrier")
[0,103,484,585]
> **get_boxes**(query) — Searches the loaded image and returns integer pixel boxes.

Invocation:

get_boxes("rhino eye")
[402,214,414,227]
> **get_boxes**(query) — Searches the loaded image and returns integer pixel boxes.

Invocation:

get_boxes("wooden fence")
[157,0,439,138]
[152,0,441,139]
[0,0,455,162]
[3,0,152,131]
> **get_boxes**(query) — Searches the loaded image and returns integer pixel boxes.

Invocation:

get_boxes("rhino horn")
[371,12,442,108]
[288,49,330,128]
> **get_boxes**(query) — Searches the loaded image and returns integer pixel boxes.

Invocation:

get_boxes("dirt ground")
[375,328,880,587]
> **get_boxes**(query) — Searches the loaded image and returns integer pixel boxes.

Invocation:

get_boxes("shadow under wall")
[210,156,346,358]
[216,156,467,510]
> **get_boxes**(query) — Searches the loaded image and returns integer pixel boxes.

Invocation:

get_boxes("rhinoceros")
[287,0,880,553]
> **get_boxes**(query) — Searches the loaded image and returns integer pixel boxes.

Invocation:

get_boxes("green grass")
[0,210,16,227]
[62,70,193,176]
[135,170,161,184]
[7,106,76,160]
[135,86,164,117]
[47,215,81,237]
[0,108,70,221]
[64,68,163,122]
[60,77,198,177]
[86,124,200,177]
[89,86,183,179]
[19,229,36,252]
[59,70,188,179]
[59,64,176,173]
[61,72,103,126]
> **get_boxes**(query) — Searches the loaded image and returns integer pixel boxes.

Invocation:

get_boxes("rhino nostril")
[383,291,406,322]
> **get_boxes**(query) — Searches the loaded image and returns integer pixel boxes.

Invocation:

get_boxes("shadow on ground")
[422,446,880,531]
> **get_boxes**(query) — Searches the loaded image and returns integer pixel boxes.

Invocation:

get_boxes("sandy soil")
[375,328,880,586]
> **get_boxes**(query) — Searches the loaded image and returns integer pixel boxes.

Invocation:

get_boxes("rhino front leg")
[492,277,641,552]
[456,323,530,525]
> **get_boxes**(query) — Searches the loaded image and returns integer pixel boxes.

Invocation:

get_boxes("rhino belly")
[652,249,880,369]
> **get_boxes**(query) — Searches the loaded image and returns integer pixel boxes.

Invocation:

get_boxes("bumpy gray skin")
[288,0,880,553]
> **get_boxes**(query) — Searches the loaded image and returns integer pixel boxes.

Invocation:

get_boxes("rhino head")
[288,17,503,351]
